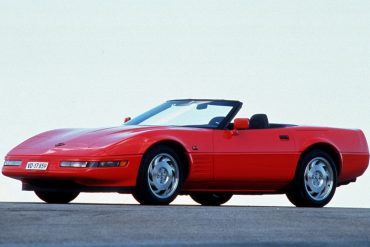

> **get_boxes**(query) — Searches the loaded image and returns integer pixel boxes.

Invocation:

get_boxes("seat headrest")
[249,114,269,129]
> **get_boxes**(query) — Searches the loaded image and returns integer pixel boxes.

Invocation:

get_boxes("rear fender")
[298,137,342,175]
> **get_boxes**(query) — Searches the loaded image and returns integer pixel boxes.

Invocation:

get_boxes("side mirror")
[234,118,249,130]
[123,117,131,123]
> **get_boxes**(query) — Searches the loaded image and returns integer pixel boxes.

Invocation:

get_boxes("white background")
[0,1,369,207]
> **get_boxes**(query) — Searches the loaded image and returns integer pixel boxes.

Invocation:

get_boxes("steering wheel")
[208,116,225,127]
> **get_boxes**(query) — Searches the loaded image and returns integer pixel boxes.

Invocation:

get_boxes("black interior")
[249,114,269,129]
[269,123,296,128]
[227,114,296,130]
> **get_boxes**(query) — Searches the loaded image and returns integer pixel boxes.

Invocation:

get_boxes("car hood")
[6,125,169,157]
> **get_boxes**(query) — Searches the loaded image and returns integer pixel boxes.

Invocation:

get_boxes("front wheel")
[286,150,337,207]
[190,192,232,206]
[35,191,79,204]
[133,145,183,205]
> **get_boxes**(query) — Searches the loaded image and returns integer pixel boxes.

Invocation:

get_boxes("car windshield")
[126,100,240,129]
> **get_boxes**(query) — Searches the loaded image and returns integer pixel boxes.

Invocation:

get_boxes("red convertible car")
[2,99,369,207]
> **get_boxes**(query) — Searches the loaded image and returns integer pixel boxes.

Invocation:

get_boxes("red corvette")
[2,99,369,207]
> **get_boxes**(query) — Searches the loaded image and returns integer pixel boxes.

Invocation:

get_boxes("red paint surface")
[3,124,369,194]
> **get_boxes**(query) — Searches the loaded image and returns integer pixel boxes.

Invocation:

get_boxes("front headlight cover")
[60,161,125,168]
[60,161,88,168]
[4,160,22,166]
[88,161,121,168]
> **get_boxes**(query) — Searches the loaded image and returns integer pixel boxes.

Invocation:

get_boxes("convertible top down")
[2,99,369,207]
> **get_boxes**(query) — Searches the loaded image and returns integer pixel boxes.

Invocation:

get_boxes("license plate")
[26,162,48,170]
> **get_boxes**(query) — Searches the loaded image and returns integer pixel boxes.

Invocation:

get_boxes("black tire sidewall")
[190,192,233,206]
[295,150,337,207]
[134,145,184,205]
[35,191,79,204]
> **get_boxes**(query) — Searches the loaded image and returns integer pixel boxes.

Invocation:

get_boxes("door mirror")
[123,117,131,123]
[234,118,249,130]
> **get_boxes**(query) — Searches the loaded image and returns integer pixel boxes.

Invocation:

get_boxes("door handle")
[279,135,289,140]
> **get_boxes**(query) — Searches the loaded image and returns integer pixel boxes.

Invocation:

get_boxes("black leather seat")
[249,114,269,129]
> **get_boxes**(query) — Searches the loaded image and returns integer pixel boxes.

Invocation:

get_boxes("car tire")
[286,149,337,207]
[190,192,232,206]
[133,145,184,205]
[35,191,79,204]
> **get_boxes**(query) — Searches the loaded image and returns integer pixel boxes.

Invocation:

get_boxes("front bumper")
[2,154,142,188]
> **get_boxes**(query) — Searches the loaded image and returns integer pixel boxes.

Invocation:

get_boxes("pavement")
[0,202,369,247]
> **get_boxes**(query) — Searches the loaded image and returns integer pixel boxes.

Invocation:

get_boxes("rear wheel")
[35,191,79,204]
[190,192,232,206]
[286,150,337,207]
[133,145,184,205]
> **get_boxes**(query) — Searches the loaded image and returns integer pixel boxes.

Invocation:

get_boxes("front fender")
[103,128,213,156]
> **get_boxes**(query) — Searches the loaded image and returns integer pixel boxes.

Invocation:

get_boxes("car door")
[213,128,299,189]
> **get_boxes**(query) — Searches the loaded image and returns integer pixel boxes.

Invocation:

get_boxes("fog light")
[4,160,22,166]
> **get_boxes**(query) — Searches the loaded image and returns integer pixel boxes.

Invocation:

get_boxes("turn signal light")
[119,160,129,167]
